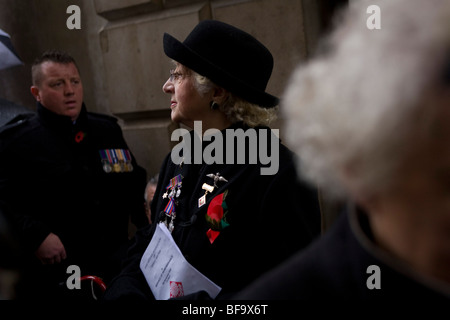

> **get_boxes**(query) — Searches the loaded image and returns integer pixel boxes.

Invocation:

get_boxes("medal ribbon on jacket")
[162,174,183,233]
[99,149,134,173]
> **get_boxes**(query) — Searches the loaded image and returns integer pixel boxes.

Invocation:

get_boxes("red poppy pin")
[75,130,86,143]
[205,190,230,244]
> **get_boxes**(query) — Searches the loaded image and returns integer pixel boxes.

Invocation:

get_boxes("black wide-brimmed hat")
[163,20,279,108]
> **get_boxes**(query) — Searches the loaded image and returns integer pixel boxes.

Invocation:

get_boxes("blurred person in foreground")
[0,50,148,299]
[236,0,450,302]
[104,20,321,300]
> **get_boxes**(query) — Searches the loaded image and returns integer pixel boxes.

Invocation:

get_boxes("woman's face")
[162,63,212,128]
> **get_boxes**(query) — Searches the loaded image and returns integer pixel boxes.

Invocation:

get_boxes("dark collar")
[37,102,88,133]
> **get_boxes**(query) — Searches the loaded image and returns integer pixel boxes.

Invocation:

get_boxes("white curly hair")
[283,0,450,200]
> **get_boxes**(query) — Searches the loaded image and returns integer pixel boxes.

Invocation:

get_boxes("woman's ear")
[213,86,229,104]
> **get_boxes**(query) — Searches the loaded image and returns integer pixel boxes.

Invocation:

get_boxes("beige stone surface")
[99,3,211,116]
[94,0,163,20]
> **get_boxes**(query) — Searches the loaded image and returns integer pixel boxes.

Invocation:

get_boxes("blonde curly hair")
[178,63,278,127]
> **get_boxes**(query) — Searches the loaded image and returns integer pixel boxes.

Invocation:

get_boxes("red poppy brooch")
[75,130,86,143]
[205,190,230,244]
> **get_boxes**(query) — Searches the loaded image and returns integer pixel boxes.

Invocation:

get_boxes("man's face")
[31,61,83,121]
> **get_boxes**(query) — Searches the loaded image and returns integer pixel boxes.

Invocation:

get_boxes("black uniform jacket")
[0,103,148,285]
[104,122,321,300]
[235,206,450,303]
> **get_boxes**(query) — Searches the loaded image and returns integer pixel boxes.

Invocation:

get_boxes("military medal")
[161,174,183,233]
[198,183,214,208]
[102,161,112,173]
[198,195,206,208]
[99,149,134,173]
[116,149,126,172]
[198,173,228,208]
[109,149,121,172]
[206,172,228,187]
[123,150,134,172]
[99,150,113,173]
[164,198,176,233]
[202,183,215,193]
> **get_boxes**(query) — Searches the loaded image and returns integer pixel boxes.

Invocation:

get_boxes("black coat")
[0,103,148,297]
[235,206,450,303]
[104,123,321,300]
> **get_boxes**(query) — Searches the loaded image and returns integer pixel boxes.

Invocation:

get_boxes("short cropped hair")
[282,0,450,200]
[31,50,79,86]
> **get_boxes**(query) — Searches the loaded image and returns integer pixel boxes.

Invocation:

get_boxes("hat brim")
[163,33,279,108]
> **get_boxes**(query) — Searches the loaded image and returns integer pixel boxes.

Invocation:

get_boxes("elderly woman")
[104,20,321,300]
[236,0,450,302]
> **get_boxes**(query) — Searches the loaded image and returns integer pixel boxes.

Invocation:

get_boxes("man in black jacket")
[0,50,148,299]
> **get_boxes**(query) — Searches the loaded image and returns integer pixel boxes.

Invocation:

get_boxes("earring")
[210,101,219,110]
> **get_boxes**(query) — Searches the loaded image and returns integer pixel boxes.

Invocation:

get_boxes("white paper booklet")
[140,223,222,300]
